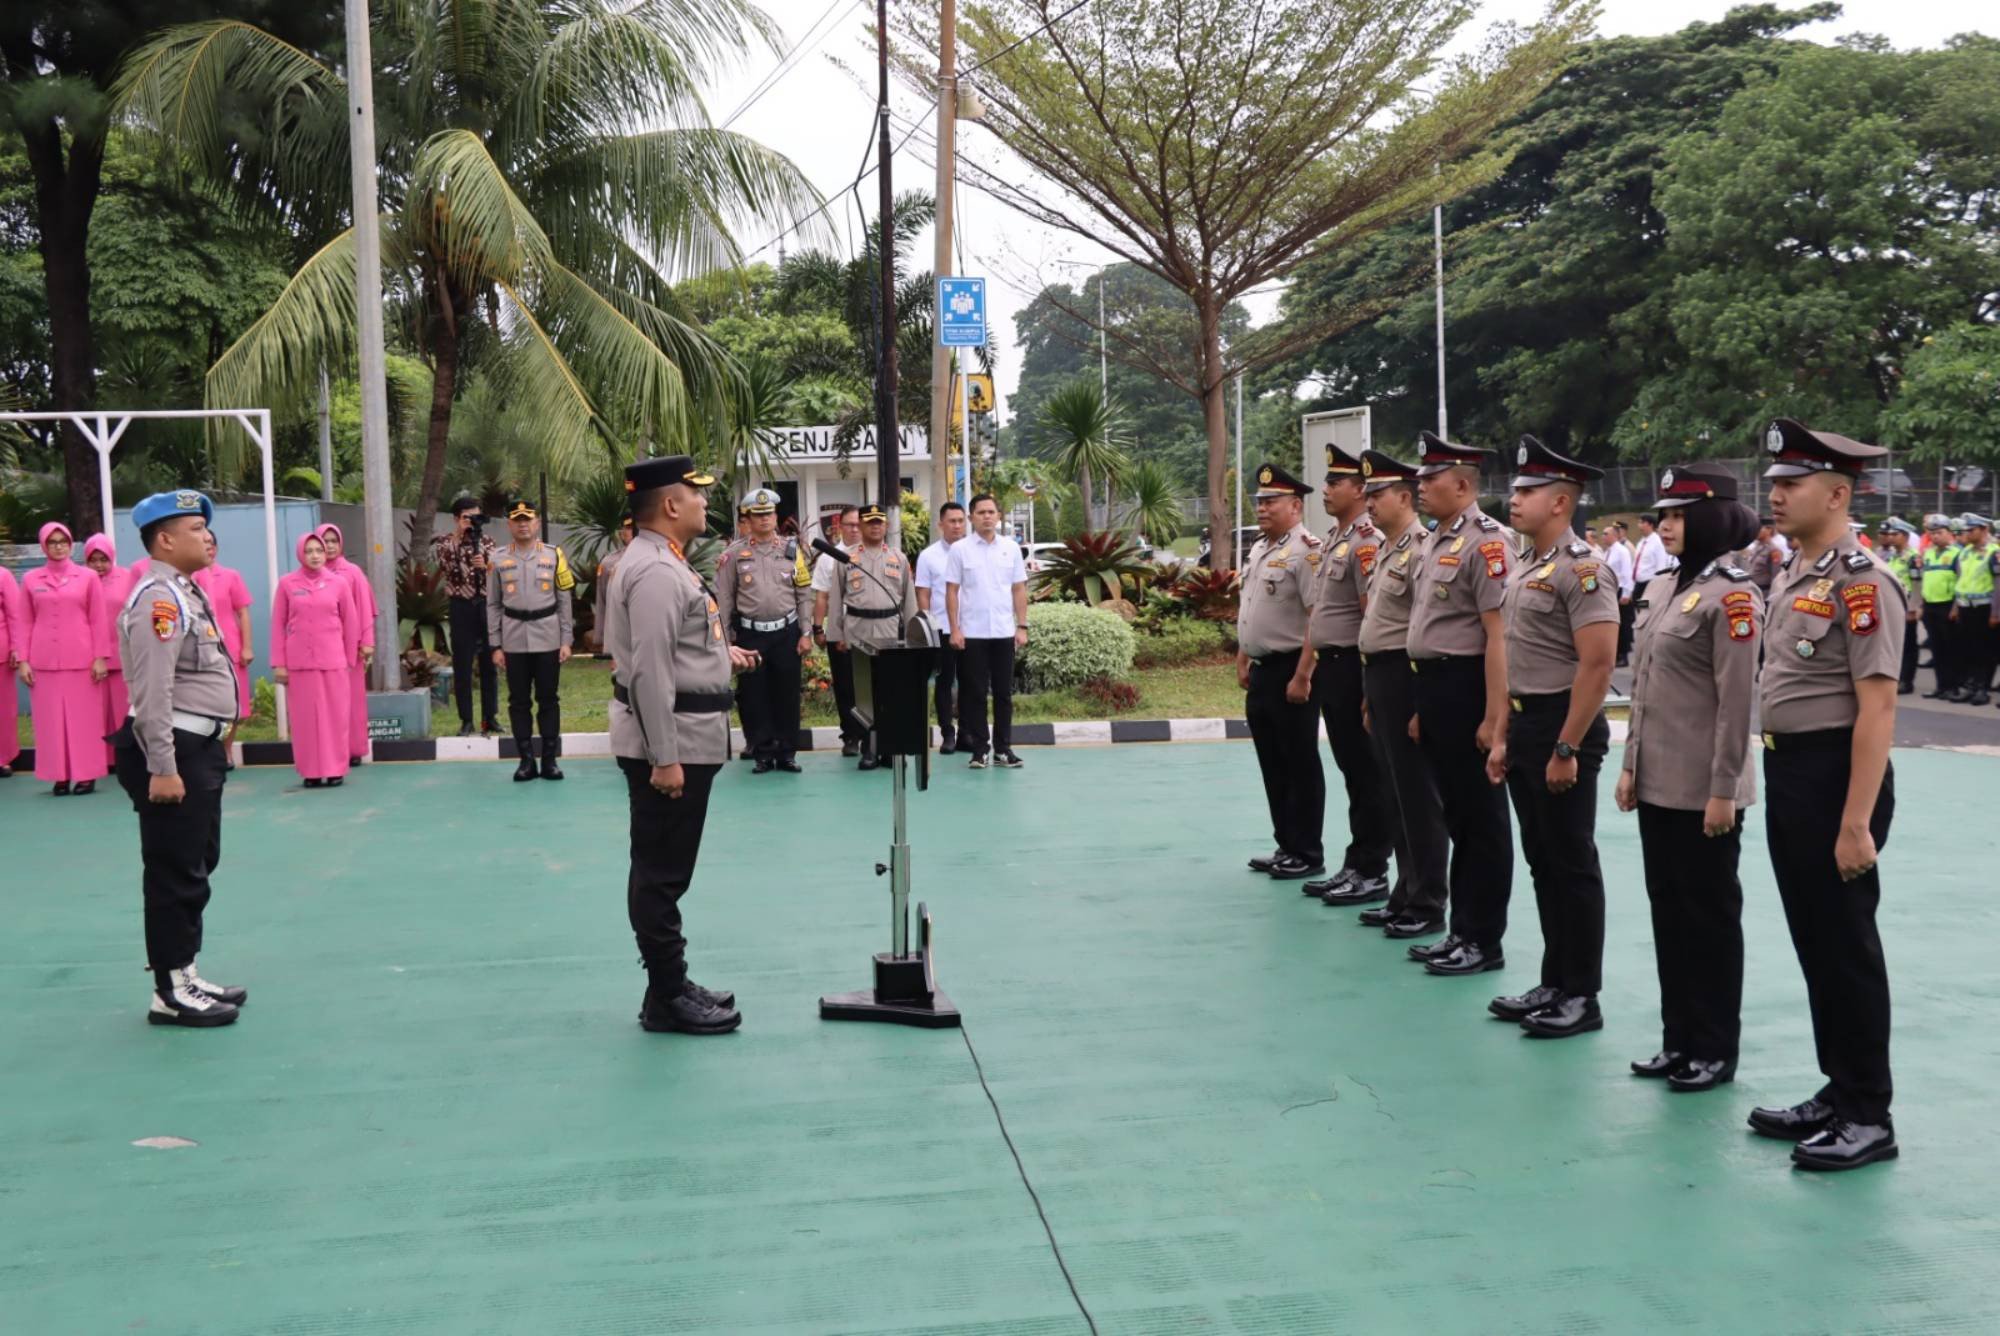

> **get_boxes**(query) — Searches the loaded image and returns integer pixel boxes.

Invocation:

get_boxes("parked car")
[1022,542,1066,575]
[1856,468,1917,495]
[1946,466,1988,494]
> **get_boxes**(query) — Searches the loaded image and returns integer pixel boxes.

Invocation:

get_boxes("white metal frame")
[1299,406,1373,540]
[1,407,287,739]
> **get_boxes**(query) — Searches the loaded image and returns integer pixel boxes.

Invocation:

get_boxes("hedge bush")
[1020,602,1136,691]
[1132,618,1233,668]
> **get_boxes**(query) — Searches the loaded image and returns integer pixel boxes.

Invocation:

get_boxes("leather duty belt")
[847,607,898,620]
[612,682,733,714]
[503,604,557,621]
[736,613,798,633]
[167,710,228,739]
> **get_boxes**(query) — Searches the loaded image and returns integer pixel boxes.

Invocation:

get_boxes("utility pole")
[1433,200,1447,438]
[926,0,958,511]
[875,0,900,539]
[345,0,397,685]
[316,364,334,503]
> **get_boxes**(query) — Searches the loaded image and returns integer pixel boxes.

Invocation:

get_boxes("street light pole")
[344,0,397,686]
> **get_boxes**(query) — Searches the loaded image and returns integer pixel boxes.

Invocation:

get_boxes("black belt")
[847,607,899,620]
[1358,648,1407,666]
[1249,648,1303,666]
[1409,654,1483,672]
[503,604,557,622]
[1509,690,1570,713]
[1762,726,1853,753]
[1312,643,1360,657]
[612,682,733,714]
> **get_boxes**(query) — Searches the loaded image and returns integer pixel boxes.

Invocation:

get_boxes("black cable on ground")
[959,1024,1100,1335]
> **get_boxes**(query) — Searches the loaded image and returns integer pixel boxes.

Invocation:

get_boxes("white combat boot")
[148,967,241,1028]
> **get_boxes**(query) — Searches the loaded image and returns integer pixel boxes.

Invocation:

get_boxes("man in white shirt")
[1634,515,1675,585]
[945,493,1029,769]
[915,500,968,753]
[811,506,864,756]
[1603,520,1638,666]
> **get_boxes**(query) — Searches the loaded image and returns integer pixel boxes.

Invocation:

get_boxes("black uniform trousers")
[1503,694,1609,996]
[505,649,561,758]
[1311,647,1394,877]
[1245,650,1325,866]
[1898,613,1918,691]
[448,595,498,726]
[1955,603,1995,692]
[1616,600,1636,665]
[1411,656,1513,951]
[830,644,862,743]
[933,645,959,743]
[1637,802,1744,1063]
[1921,602,1956,691]
[620,757,720,994]
[957,637,1018,757]
[734,622,802,760]
[1361,651,1447,918]
[114,723,227,972]
[1764,730,1895,1124]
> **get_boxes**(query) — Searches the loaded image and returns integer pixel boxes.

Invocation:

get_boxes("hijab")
[82,533,117,570]
[316,523,354,574]
[1673,500,1760,593]
[296,531,328,570]
[38,521,75,570]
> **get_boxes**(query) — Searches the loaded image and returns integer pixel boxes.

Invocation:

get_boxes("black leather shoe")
[939,732,956,755]
[1357,906,1397,928]
[1791,1118,1897,1171]
[1519,994,1602,1037]
[1748,1096,1836,1140]
[1321,874,1390,905]
[73,780,95,795]
[858,751,880,771]
[638,987,742,1035]
[753,758,776,774]
[1970,691,1992,707]
[457,722,476,737]
[1303,868,1358,897]
[1425,943,1503,976]
[1383,913,1445,939]
[326,776,343,787]
[1630,1050,1686,1078]
[1248,851,1285,873]
[540,758,563,781]
[513,758,538,781]
[1267,855,1325,881]
[1923,687,1951,699]
[685,979,737,1011]
[841,740,860,758]
[1489,984,1562,1021]
[52,782,70,796]
[305,778,323,789]
[1407,932,1462,962]
[481,718,502,737]
[1896,683,1914,695]
[778,757,802,773]
[1667,1057,1737,1092]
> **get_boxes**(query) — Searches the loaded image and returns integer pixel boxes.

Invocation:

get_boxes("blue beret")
[132,489,214,529]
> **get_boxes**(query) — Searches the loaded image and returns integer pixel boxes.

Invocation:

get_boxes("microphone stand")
[813,538,908,639]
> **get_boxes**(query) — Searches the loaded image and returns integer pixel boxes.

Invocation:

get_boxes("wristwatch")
[1553,740,1577,760]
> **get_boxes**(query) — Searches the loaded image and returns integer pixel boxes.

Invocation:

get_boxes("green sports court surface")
[2,743,1996,1333]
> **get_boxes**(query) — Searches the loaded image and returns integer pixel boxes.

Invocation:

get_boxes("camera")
[463,512,488,531]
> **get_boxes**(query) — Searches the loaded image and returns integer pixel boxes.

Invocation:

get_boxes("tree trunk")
[1199,296,1234,572]
[1076,467,1094,532]
[409,277,461,555]
[20,121,107,535]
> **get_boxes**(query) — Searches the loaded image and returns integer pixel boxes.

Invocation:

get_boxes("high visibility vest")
[1956,543,1995,602]
[1883,549,1915,599]
[1922,545,1960,604]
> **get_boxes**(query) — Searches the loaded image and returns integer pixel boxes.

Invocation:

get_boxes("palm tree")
[1040,378,1129,530]
[1118,458,1184,545]
[114,0,821,550]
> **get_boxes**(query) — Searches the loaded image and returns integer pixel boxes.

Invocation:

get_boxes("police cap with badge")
[1509,434,1603,488]
[1325,443,1363,483]
[1761,418,1887,478]
[741,487,780,515]
[132,488,214,535]
[1413,431,1491,478]
[1358,449,1418,493]
[506,499,539,521]
[1253,462,1312,497]
[858,503,889,523]
[1651,460,1740,510]
[1878,517,1917,537]
[624,454,717,494]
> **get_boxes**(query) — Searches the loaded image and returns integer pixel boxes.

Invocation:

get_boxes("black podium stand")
[818,615,961,1028]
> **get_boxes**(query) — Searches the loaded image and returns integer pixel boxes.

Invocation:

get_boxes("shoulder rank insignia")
[1305,548,1322,568]
[1449,515,1466,534]
[1566,541,1590,558]
[1721,564,1751,582]
[1477,515,1501,532]
[1814,549,1838,573]
[1844,551,1873,572]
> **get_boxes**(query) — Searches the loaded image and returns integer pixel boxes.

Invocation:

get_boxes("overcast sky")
[702,0,1991,414]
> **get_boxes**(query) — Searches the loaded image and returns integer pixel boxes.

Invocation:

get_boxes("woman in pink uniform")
[82,534,138,765]
[17,522,110,794]
[193,530,256,721]
[317,523,377,761]
[272,532,357,787]
[1,565,24,778]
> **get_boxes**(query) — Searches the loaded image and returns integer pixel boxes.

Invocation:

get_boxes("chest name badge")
[1536,563,1556,579]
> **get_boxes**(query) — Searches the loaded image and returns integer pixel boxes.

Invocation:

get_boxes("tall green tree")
[116,0,822,550]
[1880,325,2000,465]
[1039,378,1130,526]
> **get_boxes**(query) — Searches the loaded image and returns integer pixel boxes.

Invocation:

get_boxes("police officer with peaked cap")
[1237,462,1327,880]
[1750,418,1904,1170]
[716,488,814,772]
[113,490,250,1028]
[826,503,918,770]
[1874,517,1920,693]
[604,454,760,1035]
[488,499,575,780]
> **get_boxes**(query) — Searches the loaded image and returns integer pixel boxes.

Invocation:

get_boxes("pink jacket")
[194,562,253,659]
[272,536,359,671]
[1,565,25,666]
[83,534,137,670]
[22,524,110,670]
[318,524,378,649]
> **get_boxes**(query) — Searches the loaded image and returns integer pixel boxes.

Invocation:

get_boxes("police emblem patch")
[1796,638,1815,658]
[1682,592,1701,613]
[1766,423,1786,454]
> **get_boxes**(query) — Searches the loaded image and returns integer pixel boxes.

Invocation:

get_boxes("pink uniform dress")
[82,534,138,765]
[194,556,255,718]
[20,522,110,784]
[272,534,359,782]
[1,566,24,772]
[318,523,377,759]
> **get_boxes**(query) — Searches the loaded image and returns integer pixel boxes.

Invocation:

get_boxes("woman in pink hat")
[316,523,377,761]
[1,563,24,778]
[271,531,357,786]
[82,533,138,765]
[192,529,256,724]
[17,522,110,794]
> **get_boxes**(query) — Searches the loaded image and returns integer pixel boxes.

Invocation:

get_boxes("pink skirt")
[101,668,130,766]
[287,669,351,781]
[348,662,371,759]
[3,675,20,767]
[30,669,109,783]
[232,657,252,718]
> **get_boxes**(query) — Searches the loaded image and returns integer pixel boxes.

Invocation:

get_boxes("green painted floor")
[2,745,1996,1334]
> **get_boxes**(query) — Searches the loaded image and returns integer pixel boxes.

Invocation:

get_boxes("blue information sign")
[937,277,986,347]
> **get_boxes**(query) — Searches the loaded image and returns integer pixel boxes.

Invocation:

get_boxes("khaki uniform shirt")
[1308,514,1380,649]
[1406,506,1512,659]
[487,541,575,653]
[1501,530,1620,695]
[827,543,917,650]
[119,560,240,777]
[1735,539,1781,592]
[1358,525,1426,655]
[594,546,625,649]
[715,535,813,637]
[605,531,731,767]
[1622,566,1761,809]
[1236,524,1320,659]
[1761,535,1907,734]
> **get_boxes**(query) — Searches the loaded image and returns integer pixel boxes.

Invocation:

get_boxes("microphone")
[816,537,906,638]
[811,536,851,564]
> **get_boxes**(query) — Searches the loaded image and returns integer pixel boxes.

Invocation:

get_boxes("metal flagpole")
[1233,374,1244,571]
[874,0,900,542]
[345,0,398,688]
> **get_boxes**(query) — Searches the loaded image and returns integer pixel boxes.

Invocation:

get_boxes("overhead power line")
[721,0,865,130]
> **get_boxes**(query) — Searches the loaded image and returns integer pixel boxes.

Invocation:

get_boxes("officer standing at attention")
[1751,418,1904,1171]
[1353,450,1451,940]
[1403,432,1515,978]
[1485,436,1620,1037]
[1237,463,1326,881]
[488,500,575,781]
[114,490,250,1028]
[826,503,918,770]
[715,489,813,774]
[1874,518,1919,695]
[1918,515,1959,698]
[813,507,866,758]
[1948,514,1995,704]
[595,515,634,657]
[605,455,758,1035]
[1302,444,1395,906]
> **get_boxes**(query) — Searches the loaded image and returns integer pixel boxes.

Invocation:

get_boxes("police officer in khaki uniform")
[1748,419,1904,1171]
[716,488,814,774]
[826,503,918,770]
[594,515,634,655]
[488,500,575,781]
[113,490,250,1028]
[1354,450,1450,939]
[606,455,761,1036]
[1404,432,1514,977]
[1485,436,1620,1037]
[1303,444,1395,905]
[1237,464,1326,880]
[1615,461,1763,1093]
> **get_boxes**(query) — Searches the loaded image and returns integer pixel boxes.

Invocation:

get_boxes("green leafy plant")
[1019,602,1136,691]
[1169,566,1242,622]
[898,489,931,559]
[396,558,451,652]
[1034,530,1153,606]
[1040,378,1130,524]
[1118,458,1185,545]
[1133,618,1233,668]
[1077,675,1141,713]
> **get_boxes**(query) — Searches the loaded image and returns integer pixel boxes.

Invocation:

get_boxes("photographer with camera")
[432,495,500,737]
